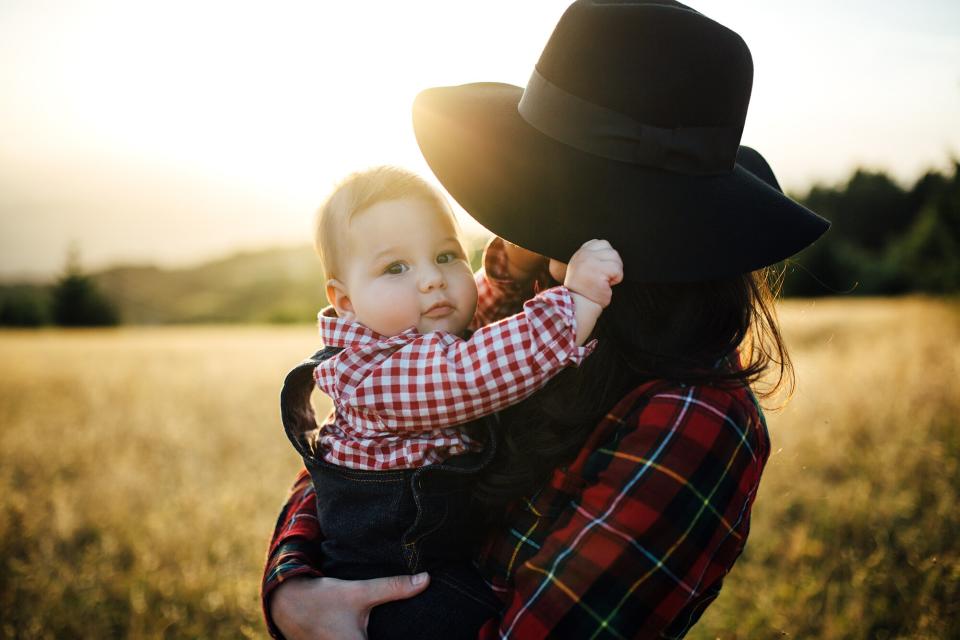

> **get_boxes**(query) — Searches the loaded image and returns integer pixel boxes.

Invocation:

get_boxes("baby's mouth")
[423,302,455,318]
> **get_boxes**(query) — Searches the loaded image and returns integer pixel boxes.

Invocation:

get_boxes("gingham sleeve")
[343,287,594,433]
[485,385,768,639]
[261,469,323,640]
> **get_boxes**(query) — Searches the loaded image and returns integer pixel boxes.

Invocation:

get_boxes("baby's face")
[334,197,478,336]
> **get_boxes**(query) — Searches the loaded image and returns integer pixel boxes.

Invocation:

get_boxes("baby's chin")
[416,316,471,337]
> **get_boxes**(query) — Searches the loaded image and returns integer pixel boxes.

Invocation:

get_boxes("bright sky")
[1,0,958,278]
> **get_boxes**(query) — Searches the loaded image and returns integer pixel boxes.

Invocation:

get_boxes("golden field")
[1,298,958,639]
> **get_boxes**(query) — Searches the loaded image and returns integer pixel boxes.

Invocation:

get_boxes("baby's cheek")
[360,283,421,334]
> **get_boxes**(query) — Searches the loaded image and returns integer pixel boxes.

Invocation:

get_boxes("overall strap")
[280,346,343,460]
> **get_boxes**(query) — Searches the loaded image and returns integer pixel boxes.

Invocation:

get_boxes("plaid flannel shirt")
[315,240,592,470]
[262,240,771,638]
[262,379,769,639]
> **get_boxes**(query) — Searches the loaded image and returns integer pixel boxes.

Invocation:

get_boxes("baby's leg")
[368,563,501,640]
[365,447,502,639]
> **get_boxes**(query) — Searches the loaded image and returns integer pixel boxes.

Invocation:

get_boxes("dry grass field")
[1,298,958,639]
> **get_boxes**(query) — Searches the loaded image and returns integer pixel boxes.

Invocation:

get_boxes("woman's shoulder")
[613,379,760,431]
[573,379,768,479]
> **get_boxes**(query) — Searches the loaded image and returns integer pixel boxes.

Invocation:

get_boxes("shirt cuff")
[262,557,324,640]
[525,285,596,367]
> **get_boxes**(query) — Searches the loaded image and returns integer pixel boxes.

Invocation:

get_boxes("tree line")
[781,162,959,296]
[1,162,958,327]
[0,253,118,327]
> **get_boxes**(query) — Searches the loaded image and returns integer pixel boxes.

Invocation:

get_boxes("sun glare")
[0,0,957,276]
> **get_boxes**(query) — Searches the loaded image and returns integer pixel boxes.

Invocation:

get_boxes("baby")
[285,166,622,639]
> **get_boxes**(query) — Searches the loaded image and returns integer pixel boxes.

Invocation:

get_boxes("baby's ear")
[325,279,355,323]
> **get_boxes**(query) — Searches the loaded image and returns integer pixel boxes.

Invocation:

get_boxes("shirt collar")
[317,306,417,348]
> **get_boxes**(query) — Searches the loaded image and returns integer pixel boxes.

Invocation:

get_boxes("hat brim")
[413,83,829,282]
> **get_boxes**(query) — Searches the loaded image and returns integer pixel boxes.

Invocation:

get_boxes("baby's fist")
[563,239,624,309]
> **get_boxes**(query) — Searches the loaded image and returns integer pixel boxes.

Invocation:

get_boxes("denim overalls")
[281,347,502,639]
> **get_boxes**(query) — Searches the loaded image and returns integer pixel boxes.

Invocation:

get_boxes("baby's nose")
[419,264,445,291]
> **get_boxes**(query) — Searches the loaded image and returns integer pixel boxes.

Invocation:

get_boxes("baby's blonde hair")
[316,166,455,279]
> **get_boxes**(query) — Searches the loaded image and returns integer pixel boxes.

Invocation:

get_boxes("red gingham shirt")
[314,240,593,470]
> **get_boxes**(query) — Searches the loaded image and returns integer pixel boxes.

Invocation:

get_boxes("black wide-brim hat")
[413,0,829,282]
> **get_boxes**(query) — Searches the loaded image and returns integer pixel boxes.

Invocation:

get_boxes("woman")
[263,1,829,638]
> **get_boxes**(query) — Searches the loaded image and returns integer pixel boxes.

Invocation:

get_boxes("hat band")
[518,70,741,175]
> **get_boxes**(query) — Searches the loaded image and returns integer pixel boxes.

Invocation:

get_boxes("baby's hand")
[563,239,624,309]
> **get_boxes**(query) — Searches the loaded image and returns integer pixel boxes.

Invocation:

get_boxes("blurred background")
[1,1,958,638]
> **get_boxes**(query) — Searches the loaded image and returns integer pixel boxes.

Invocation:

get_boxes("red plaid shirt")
[314,242,592,470]
[262,380,769,639]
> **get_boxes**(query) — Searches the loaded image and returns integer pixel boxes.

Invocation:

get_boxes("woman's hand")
[270,573,430,640]
[502,240,549,282]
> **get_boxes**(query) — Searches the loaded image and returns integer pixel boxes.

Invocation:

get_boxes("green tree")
[785,162,960,296]
[0,287,49,326]
[843,170,914,251]
[50,249,120,326]
[886,162,960,294]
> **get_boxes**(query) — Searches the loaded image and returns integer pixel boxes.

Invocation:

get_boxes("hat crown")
[537,0,753,131]
[411,0,829,282]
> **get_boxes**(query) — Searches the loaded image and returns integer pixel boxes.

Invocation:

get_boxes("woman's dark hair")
[473,267,792,510]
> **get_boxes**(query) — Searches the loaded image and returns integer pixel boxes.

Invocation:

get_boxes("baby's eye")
[384,262,408,275]
[436,251,459,264]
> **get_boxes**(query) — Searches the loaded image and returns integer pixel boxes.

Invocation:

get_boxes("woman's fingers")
[349,572,431,608]
[270,574,429,640]
[271,577,366,640]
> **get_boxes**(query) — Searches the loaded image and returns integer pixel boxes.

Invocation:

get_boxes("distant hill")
[92,246,328,324]
[0,246,327,325]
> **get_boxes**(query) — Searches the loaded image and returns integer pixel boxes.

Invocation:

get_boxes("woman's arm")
[261,470,429,639]
[482,384,769,639]
[261,470,325,638]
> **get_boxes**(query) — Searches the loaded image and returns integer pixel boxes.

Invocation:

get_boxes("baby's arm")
[563,239,624,345]
[334,292,586,432]
[331,241,622,432]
